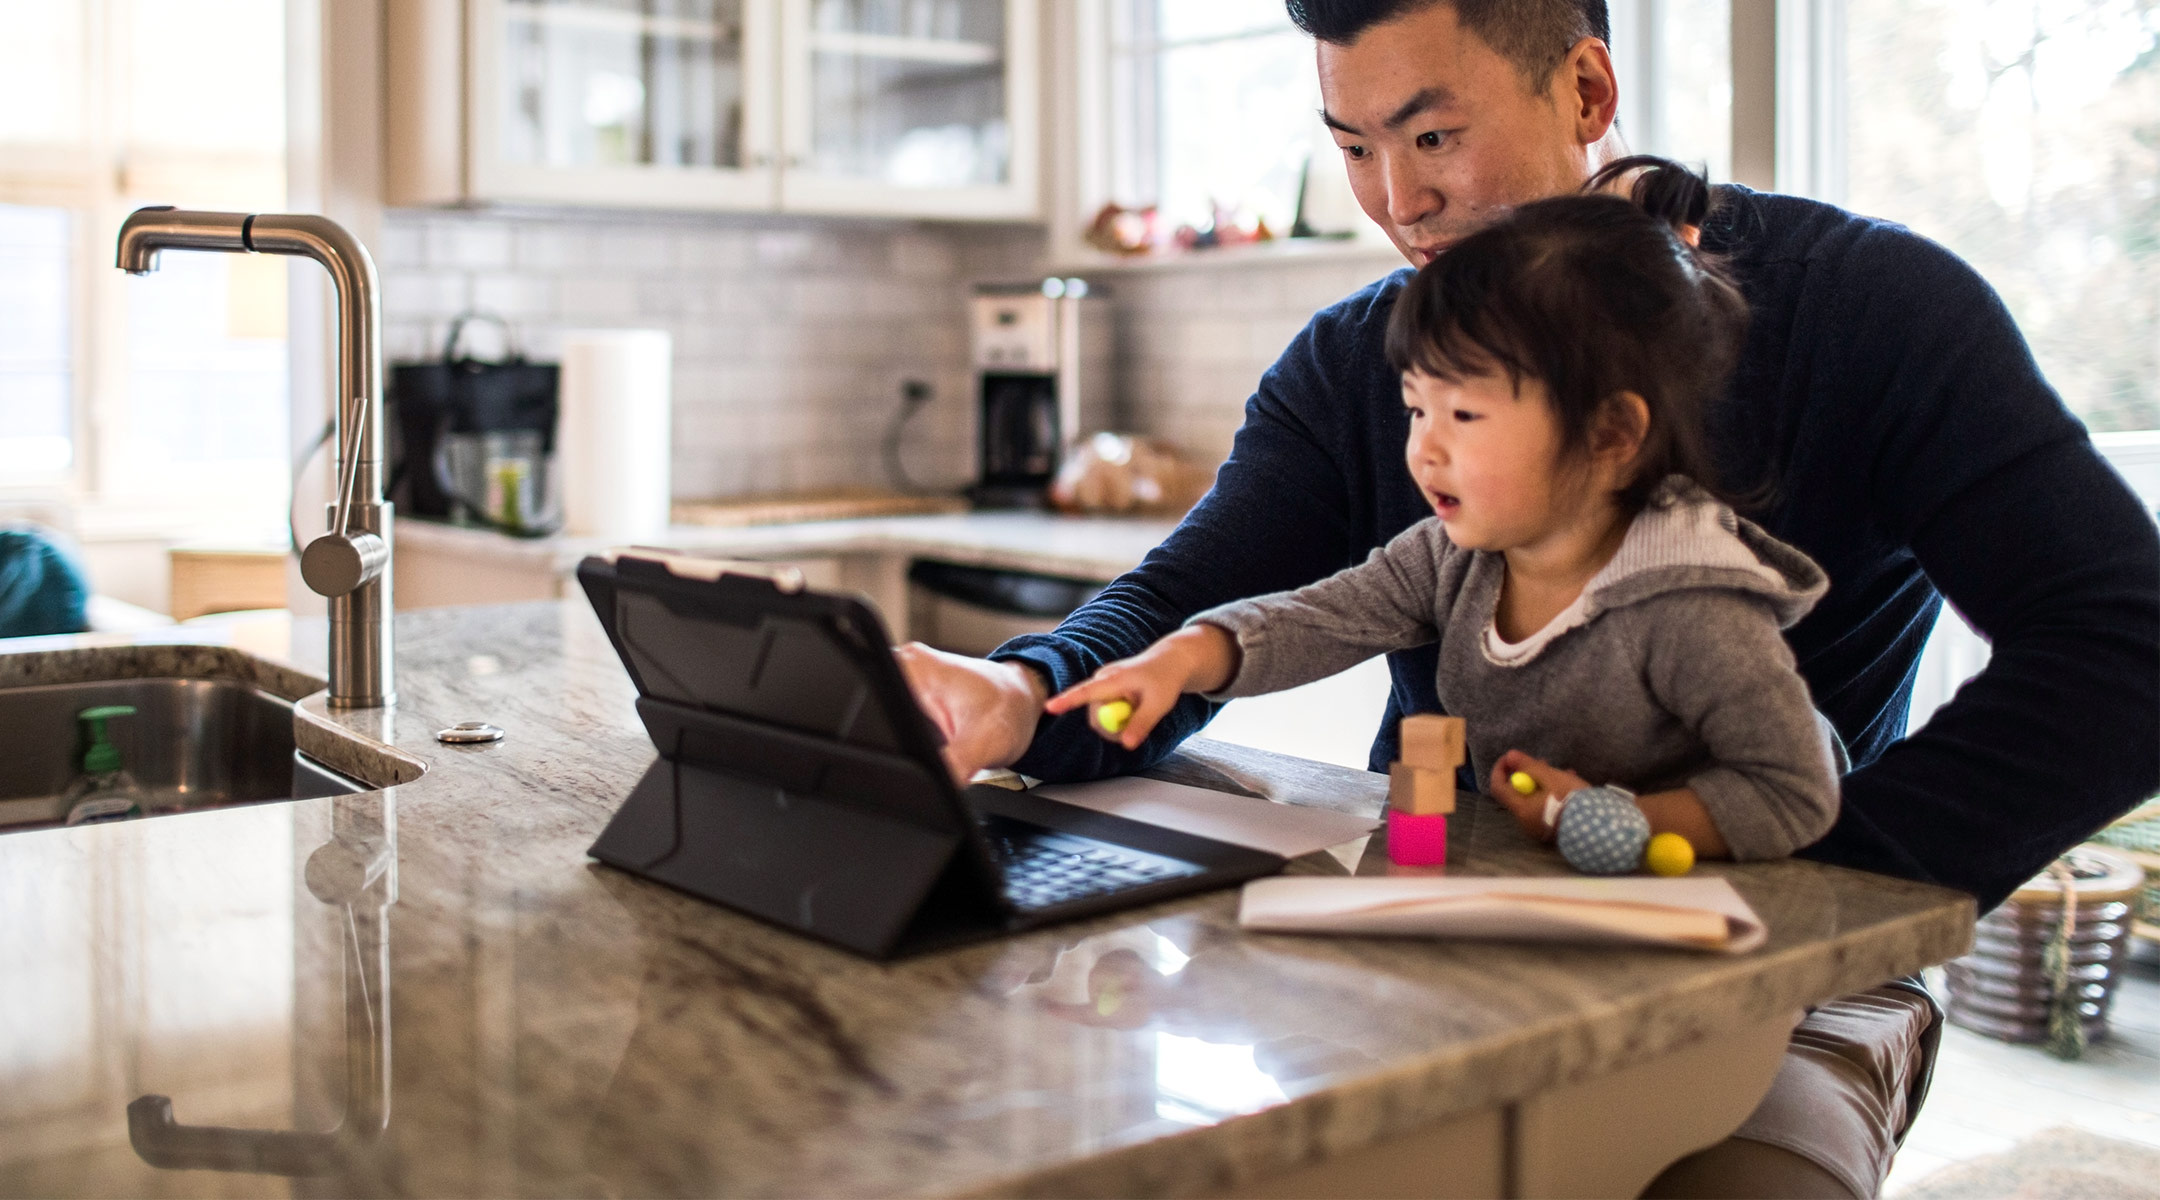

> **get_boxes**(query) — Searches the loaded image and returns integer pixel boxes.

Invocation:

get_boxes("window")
[0,0,291,513]
[1077,0,1739,257]
[0,207,74,480]
[1831,0,2160,432]
[1610,0,1734,181]
[1105,2,1322,237]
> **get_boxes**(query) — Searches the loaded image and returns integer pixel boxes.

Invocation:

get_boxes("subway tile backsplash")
[377,208,1403,502]
[1103,253,1405,466]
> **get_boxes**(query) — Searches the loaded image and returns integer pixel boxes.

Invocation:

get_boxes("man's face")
[1316,2,1615,265]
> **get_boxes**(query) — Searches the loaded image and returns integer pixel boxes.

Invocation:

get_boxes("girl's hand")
[1488,750,1590,844]
[1044,625,1237,751]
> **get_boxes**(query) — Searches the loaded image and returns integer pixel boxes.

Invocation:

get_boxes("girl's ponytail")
[1586,155,1713,238]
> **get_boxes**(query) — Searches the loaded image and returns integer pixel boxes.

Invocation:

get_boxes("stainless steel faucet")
[117,207,394,707]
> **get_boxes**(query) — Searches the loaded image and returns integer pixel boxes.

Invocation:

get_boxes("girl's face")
[1401,368,1590,552]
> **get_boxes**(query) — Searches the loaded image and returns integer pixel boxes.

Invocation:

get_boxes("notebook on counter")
[1239,875,1769,954]
[576,550,1286,960]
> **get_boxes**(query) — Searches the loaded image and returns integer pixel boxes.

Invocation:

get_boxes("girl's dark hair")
[1384,155,1748,511]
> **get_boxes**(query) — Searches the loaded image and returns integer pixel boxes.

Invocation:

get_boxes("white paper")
[1238,875,1768,954]
[1029,776,1378,860]
[560,329,672,540]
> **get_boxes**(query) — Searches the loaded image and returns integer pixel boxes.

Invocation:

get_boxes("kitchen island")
[0,602,1973,1197]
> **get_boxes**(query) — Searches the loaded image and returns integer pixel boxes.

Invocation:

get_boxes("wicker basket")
[1944,845,2146,1055]
[2089,798,2160,944]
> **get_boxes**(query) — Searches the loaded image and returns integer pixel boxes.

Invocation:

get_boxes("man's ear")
[1592,390,1652,478]
[1557,36,1619,147]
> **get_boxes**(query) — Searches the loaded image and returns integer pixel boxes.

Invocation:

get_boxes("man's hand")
[893,642,1048,786]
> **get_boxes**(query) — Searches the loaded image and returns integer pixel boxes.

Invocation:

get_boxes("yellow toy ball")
[1644,832,1695,877]
[1096,700,1134,735]
[1509,770,1538,796]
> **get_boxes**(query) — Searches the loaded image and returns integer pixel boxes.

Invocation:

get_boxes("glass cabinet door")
[470,0,779,208]
[780,0,1038,217]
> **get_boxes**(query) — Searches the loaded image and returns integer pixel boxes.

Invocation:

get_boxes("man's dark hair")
[1385,157,1747,512]
[1286,0,1610,87]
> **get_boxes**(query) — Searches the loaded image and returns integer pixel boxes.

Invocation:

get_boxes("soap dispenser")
[61,705,144,826]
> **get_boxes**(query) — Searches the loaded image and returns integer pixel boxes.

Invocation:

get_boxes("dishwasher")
[905,560,1104,656]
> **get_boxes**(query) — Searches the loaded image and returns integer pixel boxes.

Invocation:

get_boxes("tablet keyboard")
[980,816,1203,911]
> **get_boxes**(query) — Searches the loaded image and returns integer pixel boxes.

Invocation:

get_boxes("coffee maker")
[969,279,1112,508]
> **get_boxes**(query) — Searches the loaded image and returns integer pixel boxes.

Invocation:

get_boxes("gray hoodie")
[1191,478,1840,860]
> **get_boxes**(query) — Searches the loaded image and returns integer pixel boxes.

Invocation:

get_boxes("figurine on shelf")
[1081,202,1159,256]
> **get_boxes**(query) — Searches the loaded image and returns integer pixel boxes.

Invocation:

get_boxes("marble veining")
[0,602,1974,1197]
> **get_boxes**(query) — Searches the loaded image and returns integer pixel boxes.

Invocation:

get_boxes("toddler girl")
[1045,157,1839,861]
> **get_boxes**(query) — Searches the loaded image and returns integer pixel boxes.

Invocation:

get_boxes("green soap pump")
[62,705,143,826]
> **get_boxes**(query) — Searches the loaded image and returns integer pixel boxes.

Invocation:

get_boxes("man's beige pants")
[1643,979,1944,1199]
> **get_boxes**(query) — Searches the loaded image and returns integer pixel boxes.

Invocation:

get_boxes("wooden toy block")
[1388,763,1456,815]
[1400,714,1465,772]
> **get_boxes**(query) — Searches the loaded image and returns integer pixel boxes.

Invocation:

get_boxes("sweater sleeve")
[1797,229,2160,908]
[1189,519,1450,699]
[1643,594,1843,860]
[985,292,1389,782]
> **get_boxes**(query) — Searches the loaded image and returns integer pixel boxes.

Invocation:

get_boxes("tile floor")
[1885,948,2160,1195]
[1198,662,2160,1194]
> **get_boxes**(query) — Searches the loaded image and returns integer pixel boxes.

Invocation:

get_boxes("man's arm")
[983,301,1390,782]
[1798,229,2160,910]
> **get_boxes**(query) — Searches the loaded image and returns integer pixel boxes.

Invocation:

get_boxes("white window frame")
[1717,0,1845,199]
[1748,0,2160,729]
[0,0,292,536]
[1047,0,1403,273]
[1760,0,2158,438]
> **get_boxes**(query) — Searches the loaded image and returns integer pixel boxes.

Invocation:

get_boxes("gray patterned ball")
[1556,790,1651,875]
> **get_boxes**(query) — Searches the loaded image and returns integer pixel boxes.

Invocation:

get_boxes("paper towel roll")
[559,329,672,540]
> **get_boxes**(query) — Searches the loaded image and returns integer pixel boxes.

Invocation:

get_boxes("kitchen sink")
[0,678,371,832]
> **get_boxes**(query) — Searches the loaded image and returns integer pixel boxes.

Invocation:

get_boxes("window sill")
[1048,235,1408,277]
[2094,430,2160,460]
[66,498,288,548]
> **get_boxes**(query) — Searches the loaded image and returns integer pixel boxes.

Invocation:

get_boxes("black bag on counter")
[386,312,559,533]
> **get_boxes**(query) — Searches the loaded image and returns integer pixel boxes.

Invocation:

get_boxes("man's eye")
[1417,131,1444,149]
[1452,409,1479,422]
[1341,144,1368,160]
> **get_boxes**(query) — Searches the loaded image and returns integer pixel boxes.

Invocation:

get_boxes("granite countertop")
[395,510,1183,583]
[0,603,1975,1197]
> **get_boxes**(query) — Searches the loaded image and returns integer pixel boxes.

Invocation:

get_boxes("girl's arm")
[1639,594,1842,860]
[1486,596,1836,862]
[1187,518,1456,699]
[1042,623,1238,751]
[1487,752,1732,857]
[1047,519,1458,747]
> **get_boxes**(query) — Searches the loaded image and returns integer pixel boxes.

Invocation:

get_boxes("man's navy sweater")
[993,186,2160,912]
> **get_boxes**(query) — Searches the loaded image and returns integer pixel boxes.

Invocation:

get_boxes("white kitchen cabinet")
[385,0,1038,220]
[778,0,1038,218]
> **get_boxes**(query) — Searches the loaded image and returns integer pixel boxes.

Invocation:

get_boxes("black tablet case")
[578,554,1015,958]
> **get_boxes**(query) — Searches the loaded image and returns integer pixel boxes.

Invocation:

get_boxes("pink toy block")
[1387,810,1448,865]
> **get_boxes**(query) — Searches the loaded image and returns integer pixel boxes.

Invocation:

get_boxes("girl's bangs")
[1404,308,1537,392]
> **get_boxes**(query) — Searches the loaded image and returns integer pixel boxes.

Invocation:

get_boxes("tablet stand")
[589,696,1008,958]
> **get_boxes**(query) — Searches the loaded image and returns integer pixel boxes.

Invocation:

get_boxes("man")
[899,0,2160,1192]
